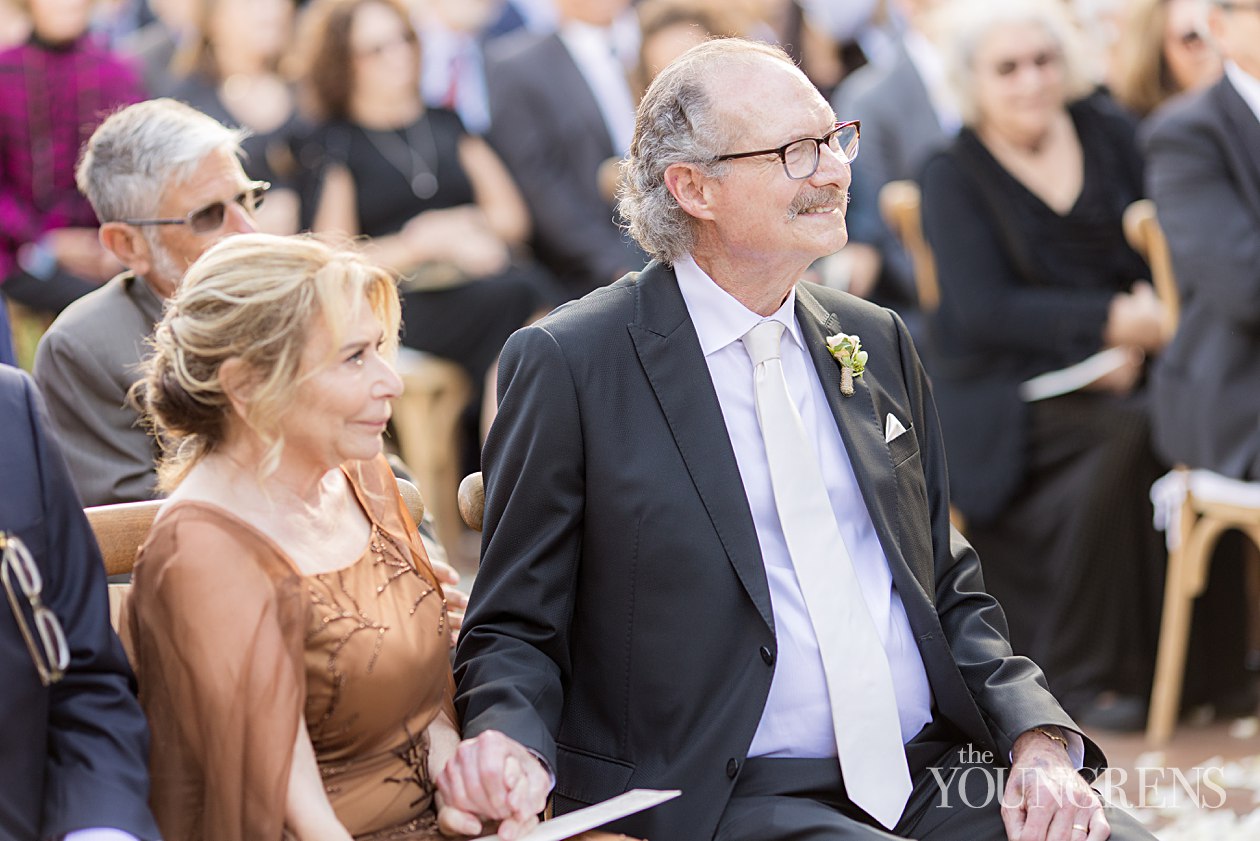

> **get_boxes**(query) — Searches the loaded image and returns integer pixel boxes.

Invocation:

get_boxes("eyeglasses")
[354,29,418,59]
[1174,29,1206,48]
[992,49,1062,77]
[714,120,861,181]
[1217,0,1260,13]
[121,181,270,234]
[2,531,69,687]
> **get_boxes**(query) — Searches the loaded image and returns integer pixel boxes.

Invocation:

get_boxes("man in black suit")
[483,0,645,295]
[441,39,1152,841]
[0,366,159,841]
[1143,0,1260,478]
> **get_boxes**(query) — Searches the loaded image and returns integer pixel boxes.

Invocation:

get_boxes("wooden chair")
[86,479,427,629]
[391,347,473,567]
[1147,471,1260,743]
[878,180,940,313]
[1122,198,1180,338]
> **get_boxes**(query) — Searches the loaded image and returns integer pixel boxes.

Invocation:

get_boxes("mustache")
[787,187,849,219]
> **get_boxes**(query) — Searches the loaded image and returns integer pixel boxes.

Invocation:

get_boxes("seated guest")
[1144,1,1260,483]
[0,365,159,841]
[168,0,303,233]
[413,0,504,136]
[300,0,555,440]
[919,0,1168,728]
[34,99,258,506]
[444,36,1153,841]
[0,0,143,341]
[830,0,955,323]
[1143,0,1260,666]
[483,0,646,295]
[1110,0,1222,120]
[125,234,472,841]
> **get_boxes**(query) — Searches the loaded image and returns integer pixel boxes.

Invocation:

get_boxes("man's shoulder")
[485,29,557,71]
[524,273,642,345]
[40,273,153,347]
[1141,81,1223,146]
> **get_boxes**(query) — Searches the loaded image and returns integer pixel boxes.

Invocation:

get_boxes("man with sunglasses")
[33,99,260,507]
[1,365,160,840]
[445,38,1152,841]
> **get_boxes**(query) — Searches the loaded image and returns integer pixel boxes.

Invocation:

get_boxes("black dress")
[314,109,554,391]
[919,95,1165,712]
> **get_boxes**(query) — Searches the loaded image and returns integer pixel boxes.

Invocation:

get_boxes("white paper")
[471,789,681,841]
[1017,347,1132,402]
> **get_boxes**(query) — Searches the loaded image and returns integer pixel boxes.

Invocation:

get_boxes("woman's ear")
[664,162,718,222]
[218,357,257,422]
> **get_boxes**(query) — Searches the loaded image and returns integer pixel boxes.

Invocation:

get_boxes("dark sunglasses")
[121,181,270,234]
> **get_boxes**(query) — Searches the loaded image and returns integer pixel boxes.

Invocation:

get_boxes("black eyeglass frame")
[713,120,861,180]
[1,531,69,687]
[120,180,271,234]
[1217,0,1260,12]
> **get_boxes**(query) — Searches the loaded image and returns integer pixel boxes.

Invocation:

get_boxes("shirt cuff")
[64,830,141,841]
[526,747,557,792]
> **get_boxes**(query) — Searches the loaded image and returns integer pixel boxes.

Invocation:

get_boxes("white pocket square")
[884,413,908,444]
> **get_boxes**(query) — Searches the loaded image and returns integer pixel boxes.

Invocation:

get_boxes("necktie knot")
[742,320,785,368]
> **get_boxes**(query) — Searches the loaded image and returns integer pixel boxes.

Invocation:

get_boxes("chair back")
[879,180,940,312]
[1122,198,1181,336]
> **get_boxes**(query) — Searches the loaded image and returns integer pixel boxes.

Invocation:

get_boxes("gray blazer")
[832,40,951,307]
[454,262,1100,841]
[33,272,164,506]
[484,31,645,295]
[1142,76,1260,478]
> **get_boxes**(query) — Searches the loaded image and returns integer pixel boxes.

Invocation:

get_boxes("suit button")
[760,645,774,666]
[726,758,740,778]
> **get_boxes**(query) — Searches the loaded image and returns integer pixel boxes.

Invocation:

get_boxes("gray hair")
[617,38,799,263]
[941,0,1094,127]
[76,98,248,223]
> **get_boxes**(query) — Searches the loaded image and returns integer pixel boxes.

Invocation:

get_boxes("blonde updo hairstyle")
[141,233,401,490]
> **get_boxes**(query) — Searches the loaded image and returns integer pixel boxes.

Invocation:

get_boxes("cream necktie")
[741,320,912,829]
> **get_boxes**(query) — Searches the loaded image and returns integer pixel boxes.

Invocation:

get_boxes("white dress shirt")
[902,29,962,137]
[557,20,638,156]
[673,256,934,757]
[1225,60,1260,126]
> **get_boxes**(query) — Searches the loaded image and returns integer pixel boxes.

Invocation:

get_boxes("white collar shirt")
[558,19,637,156]
[1225,60,1260,126]
[673,255,934,757]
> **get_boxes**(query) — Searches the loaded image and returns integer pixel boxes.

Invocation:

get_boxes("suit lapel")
[794,287,934,596]
[628,264,775,631]
[1215,78,1260,220]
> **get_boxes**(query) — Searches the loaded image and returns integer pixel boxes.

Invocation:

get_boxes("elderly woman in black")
[919,0,1167,730]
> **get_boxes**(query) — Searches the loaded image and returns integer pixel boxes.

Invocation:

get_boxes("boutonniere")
[825,332,868,397]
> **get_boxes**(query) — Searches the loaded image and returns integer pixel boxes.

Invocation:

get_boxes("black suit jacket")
[0,367,159,840]
[484,31,645,294]
[455,263,1100,841]
[1142,75,1260,478]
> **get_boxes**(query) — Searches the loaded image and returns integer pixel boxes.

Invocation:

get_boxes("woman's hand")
[1104,281,1168,353]
[401,208,510,279]
[435,730,550,841]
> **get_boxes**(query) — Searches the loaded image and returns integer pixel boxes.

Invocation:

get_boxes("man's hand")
[1003,729,1109,841]
[435,730,551,840]
[429,558,468,647]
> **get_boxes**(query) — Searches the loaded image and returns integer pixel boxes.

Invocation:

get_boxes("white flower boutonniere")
[825,332,868,397]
